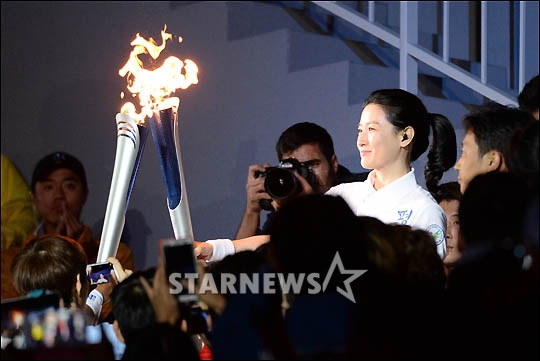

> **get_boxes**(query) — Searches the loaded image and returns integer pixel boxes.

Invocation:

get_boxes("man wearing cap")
[1,152,134,303]
[27,151,100,260]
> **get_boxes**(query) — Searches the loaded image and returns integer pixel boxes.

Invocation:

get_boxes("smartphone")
[1,290,62,349]
[86,262,114,285]
[161,237,199,303]
[1,290,61,330]
[1,291,97,350]
[182,305,209,335]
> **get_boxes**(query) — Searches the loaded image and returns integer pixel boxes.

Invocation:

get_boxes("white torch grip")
[169,113,194,241]
[97,113,140,262]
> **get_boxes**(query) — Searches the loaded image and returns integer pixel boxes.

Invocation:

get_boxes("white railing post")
[400,2,418,94]
[481,1,488,84]
[443,1,450,63]
[310,1,519,106]
[519,1,526,92]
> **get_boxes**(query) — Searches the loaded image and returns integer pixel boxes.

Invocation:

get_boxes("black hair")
[518,74,539,115]
[364,89,457,194]
[462,103,534,157]
[268,194,366,295]
[433,181,462,204]
[504,120,539,194]
[276,122,335,163]
[31,151,88,192]
[459,172,529,248]
[110,268,158,342]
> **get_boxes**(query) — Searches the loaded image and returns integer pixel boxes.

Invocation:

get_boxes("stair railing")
[311,1,532,107]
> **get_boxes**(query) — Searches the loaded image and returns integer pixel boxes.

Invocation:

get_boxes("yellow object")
[1,154,36,249]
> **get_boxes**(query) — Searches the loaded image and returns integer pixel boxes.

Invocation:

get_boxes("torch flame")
[119,25,199,124]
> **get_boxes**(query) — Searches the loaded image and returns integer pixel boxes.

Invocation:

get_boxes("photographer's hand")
[246,164,271,213]
[294,170,314,196]
[272,171,314,211]
[235,163,271,239]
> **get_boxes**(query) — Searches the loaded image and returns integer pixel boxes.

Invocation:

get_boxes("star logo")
[321,252,367,303]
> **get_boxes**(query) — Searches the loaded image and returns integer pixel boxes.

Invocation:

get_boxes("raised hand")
[56,201,84,239]
[140,261,180,326]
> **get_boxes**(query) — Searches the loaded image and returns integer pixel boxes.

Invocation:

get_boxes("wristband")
[86,289,103,317]
[206,239,235,262]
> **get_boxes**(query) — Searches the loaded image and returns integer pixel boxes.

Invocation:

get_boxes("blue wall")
[1,1,537,269]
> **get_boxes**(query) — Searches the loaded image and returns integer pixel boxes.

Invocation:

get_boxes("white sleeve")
[86,289,103,318]
[206,238,235,262]
[414,203,447,259]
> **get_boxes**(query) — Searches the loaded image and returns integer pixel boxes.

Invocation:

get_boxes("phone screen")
[162,239,198,303]
[1,291,66,350]
[164,243,197,277]
[86,262,113,285]
[1,291,61,332]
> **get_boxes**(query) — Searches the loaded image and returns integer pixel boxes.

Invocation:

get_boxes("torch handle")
[97,114,145,262]
[149,101,195,242]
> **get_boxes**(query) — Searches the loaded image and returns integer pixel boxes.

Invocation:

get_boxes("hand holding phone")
[86,262,114,285]
[106,257,130,283]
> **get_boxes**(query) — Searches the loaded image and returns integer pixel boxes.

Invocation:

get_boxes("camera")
[255,158,315,210]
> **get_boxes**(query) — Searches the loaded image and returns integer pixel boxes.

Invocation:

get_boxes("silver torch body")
[97,113,149,262]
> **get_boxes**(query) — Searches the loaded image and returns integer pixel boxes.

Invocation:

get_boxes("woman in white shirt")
[197,89,456,261]
[326,89,456,258]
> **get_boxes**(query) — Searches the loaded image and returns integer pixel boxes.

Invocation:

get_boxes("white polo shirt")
[326,169,447,259]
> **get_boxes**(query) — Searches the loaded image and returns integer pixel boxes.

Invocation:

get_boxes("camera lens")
[264,168,298,200]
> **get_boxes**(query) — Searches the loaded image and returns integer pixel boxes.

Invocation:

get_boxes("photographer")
[196,89,456,263]
[235,122,367,239]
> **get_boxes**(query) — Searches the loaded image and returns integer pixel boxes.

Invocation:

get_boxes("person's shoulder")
[327,181,365,196]
[412,183,439,202]
[409,193,445,225]
[325,182,359,195]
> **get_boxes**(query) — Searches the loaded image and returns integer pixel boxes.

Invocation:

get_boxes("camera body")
[255,158,315,210]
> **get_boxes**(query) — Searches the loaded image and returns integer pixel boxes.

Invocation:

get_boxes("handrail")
[519,0,526,92]
[311,1,519,107]
[481,1,487,84]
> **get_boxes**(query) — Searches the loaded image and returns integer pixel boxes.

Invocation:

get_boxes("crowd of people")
[1,74,538,360]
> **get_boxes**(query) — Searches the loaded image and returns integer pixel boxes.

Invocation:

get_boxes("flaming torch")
[97,113,149,262]
[97,25,199,262]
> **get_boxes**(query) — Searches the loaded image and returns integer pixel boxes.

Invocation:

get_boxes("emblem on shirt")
[397,210,413,224]
[426,224,445,246]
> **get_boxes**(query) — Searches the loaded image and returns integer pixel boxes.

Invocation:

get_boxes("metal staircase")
[267,1,539,107]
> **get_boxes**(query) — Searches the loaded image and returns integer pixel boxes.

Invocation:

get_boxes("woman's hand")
[107,257,132,284]
[194,241,214,261]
